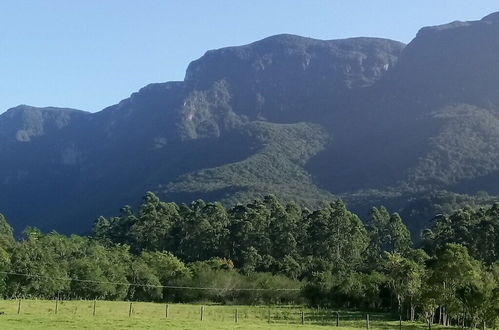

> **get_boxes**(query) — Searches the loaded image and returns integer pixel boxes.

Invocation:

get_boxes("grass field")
[0,299,437,329]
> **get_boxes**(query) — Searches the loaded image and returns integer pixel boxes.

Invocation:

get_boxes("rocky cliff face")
[383,13,499,110]
[0,105,88,143]
[185,34,404,122]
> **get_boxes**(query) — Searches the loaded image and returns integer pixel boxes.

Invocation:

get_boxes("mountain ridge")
[2,13,499,234]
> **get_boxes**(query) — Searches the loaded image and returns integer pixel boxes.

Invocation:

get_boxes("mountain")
[1,14,499,234]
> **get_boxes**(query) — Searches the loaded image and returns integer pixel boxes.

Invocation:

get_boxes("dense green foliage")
[0,192,498,327]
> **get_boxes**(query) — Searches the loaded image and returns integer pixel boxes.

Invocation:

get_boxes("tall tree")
[176,201,230,261]
[366,207,412,269]
[307,200,368,273]
[384,252,427,321]
[427,243,482,326]
[0,213,14,251]
[229,200,272,272]
[128,192,179,252]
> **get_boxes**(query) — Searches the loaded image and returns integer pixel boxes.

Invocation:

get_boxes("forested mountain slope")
[1,13,499,233]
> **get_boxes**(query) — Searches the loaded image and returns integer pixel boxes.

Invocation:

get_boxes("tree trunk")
[442,307,447,327]
[427,310,435,330]
[397,295,402,321]
[336,225,340,261]
[410,303,416,322]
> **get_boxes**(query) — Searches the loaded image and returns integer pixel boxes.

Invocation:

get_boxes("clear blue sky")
[1,1,498,113]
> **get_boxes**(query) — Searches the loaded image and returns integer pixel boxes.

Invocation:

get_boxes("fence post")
[128,302,133,317]
[301,311,305,325]
[165,304,169,319]
[234,308,238,323]
[55,298,58,314]
[200,306,204,321]
[366,314,370,329]
[17,299,21,314]
[93,300,96,316]
[268,308,271,323]
[336,312,339,327]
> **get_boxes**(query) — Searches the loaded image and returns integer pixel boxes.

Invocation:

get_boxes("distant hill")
[1,14,499,234]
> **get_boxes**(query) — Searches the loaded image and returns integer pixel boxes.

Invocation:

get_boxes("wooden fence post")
[55,298,58,314]
[165,304,169,318]
[301,311,305,325]
[336,312,339,327]
[17,299,21,314]
[268,308,271,323]
[93,300,96,316]
[200,306,204,321]
[234,308,238,323]
[366,314,370,329]
[128,302,133,317]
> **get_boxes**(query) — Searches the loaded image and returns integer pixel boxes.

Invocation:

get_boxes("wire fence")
[0,298,400,328]
[0,271,300,292]
[0,271,413,328]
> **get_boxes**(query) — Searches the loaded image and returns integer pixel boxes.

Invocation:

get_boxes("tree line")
[0,192,497,327]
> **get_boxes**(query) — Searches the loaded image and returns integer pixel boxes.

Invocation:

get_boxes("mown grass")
[0,299,437,329]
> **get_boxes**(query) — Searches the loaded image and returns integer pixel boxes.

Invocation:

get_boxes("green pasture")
[0,299,436,329]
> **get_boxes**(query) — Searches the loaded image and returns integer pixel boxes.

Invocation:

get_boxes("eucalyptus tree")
[427,244,482,326]
[128,192,179,253]
[0,213,14,250]
[366,207,412,269]
[384,252,427,321]
[229,200,272,273]
[306,200,368,274]
[174,200,230,261]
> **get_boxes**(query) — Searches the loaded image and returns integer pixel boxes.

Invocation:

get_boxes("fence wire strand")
[0,271,300,291]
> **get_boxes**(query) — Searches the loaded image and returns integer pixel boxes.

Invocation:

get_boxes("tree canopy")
[0,192,497,327]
